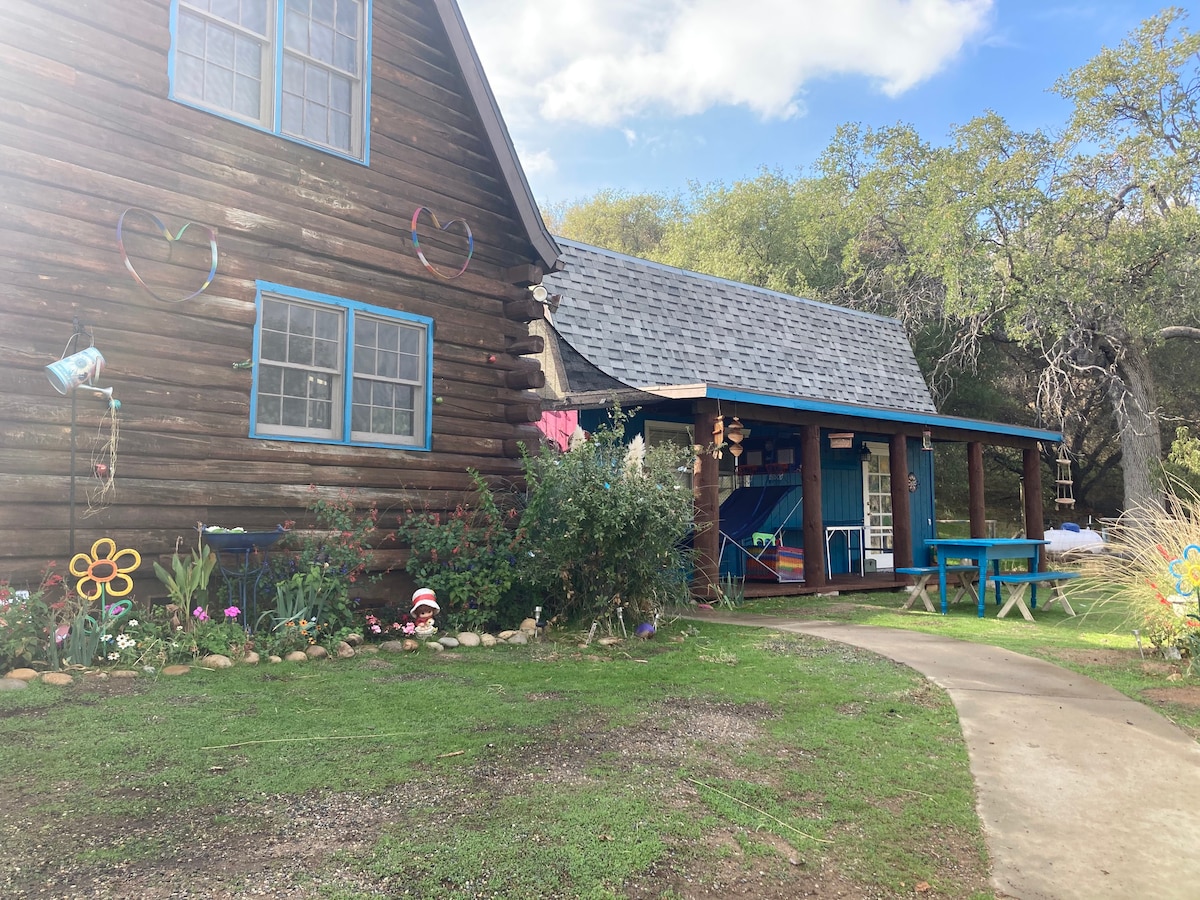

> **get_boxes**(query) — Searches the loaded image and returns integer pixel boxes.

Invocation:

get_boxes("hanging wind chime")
[1055,444,1075,509]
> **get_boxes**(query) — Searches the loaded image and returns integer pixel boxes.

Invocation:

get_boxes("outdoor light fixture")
[922,428,933,451]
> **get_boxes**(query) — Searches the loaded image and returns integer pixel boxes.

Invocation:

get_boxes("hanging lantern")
[922,428,933,451]
[1055,444,1075,508]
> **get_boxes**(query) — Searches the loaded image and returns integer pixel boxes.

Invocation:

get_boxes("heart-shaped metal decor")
[411,206,474,279]
[116,207,219,303]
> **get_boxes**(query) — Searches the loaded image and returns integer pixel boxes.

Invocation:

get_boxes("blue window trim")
[250,281,433,451]
[167,0,373,166]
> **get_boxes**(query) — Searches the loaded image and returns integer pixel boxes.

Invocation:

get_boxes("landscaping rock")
[162,665,191,676]
[357,645,379,655]
[344,633,364,646]
[242,651,260,665]
[438,636,459,649]
[0,677,29,691]
[268,655,283,664]
[480,633,497,647]
[506,631,528,645]
[335,641,355,659]
[305,645,328,660]
[200,655,233,669]
[597,637,622,647]
[425,641,444,652]
[401,639,420,652]
[519,617,537,634]
[41,672,74,686]
[378,640,407,654]
[5,668,38,681]
[498,630,517,641]
[110,670,138,679]
[457,632,481,647]
[284,651,308,663]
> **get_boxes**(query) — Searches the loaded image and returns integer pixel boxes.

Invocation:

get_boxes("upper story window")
[170,0,370,162]
[250,282,432,450]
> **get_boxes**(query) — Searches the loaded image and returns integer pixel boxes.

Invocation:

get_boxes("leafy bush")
[0,565,66,670]
[395,471,525,632]
[518,407,695,624]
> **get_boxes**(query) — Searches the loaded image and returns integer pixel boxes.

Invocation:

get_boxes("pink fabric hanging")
[536,409,578,451]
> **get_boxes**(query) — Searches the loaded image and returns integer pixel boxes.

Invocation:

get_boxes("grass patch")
[0,627,991,899]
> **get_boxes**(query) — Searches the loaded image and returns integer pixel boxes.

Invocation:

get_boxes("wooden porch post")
[801,424,826,588]
[692,401,720,598]
[889,434,913,569]
[1023,445,1046,571]
[968,441,986,538]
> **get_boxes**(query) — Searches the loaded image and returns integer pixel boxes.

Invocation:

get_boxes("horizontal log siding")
[0,0,547,585]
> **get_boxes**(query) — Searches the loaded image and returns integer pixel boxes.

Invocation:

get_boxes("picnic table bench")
[988,570,1080,620]
[896,564,978,613]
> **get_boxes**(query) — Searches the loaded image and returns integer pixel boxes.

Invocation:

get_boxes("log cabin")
[536,240,1064,597]
[0,0,559,589]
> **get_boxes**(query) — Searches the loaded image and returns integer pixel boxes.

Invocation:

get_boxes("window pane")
[258,364,282,393]
[234,34,261,76]
[313,0,335,26]
[397,328,420,354]
[179,13,206,55]
[396,385,415,411]
[281,397,308,427]
[330,75,351,112]
[335,0,358,38]
[314,338,339,369]
[207,23,235,67]
[351,404,369,432]
[371,381,392,406]
[211,0,239,23]
[234,74,260,117]
[310,374,332,400]
[177,53,205,98]
[282,368,308,397]
[371,408,391,433]
[289,304,314,336]
[260,330,286,361]
[352,380,370,404]
[310,399,332,429]
[354,347,375,375]
[305,64,328,103]
[354,316,376,347]
[303,100,327,143]
[311,23,334,63]
[282,93,303,135]
[284,9,308,52]
[333,34,356,74]
[398,354,419,381]
[378,351,398,379]
[315,309,340,340]
[257,395,281,425]
[396,410,413,436]
[206,65,234,109]
[288,334,314,364]
[263,299,288,330]
[288,0,310,13]
[241,0,268,35]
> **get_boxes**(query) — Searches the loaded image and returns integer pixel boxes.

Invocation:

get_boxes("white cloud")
[515,146,558,177]
[459,0,994,127]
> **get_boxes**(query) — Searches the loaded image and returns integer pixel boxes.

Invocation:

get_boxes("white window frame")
[250,282,432,450]
[862,442,894,569]
[169,0,372,163]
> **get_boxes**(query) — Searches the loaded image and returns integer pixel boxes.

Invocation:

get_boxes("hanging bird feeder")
[1055,444,1075,508]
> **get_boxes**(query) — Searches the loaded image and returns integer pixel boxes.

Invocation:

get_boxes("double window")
[169,0,370,161]
[251,283,432,449]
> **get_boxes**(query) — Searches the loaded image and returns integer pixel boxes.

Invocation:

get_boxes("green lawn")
[1,585,1193,899]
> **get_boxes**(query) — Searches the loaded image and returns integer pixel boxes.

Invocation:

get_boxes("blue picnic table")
[925,538,1048,617]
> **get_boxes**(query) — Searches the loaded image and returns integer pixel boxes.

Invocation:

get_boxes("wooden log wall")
[0,0,550,592]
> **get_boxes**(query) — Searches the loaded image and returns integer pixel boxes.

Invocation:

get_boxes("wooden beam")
[801,424,826,588]
[504,397,543,424]
[1023,446,1045,569]
[503,297,545,322]
[968,442,986,538]
[889,434,913,570]
[505,334,544,355]
[501,263,543,286]
[691,402,720,599]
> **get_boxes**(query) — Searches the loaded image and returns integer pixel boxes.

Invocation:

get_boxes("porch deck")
[740,571,907,598]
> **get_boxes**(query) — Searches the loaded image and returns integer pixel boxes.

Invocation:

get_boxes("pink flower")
[224,606,240,619]
[402,622,416,635]
[370,624,381,634]
[193,607,209,622]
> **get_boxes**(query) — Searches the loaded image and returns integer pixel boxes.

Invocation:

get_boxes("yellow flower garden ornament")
[69,537,141,600]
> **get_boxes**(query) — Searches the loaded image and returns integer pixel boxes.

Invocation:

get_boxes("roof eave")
[431,0,562,273]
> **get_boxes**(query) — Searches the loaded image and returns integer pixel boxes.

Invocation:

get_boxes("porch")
[738,570,908,598]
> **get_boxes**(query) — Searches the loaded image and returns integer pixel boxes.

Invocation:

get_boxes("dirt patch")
[1048,648,1141,667]
[1144,686,1200,709]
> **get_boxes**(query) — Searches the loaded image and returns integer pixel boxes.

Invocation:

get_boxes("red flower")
[1157,544,1172,561]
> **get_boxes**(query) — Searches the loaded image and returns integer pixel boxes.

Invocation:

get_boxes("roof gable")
[543,240,938,416]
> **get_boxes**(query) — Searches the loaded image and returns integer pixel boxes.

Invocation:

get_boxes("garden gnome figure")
[411,588,439,639]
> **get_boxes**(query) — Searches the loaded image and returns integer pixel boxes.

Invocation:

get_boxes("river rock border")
[2,619,543,684]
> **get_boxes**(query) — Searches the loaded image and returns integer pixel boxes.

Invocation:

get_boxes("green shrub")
[518,407,695,625]
[395,471,524,632]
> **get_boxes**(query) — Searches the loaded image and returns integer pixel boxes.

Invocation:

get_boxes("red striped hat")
[411,588,439,613]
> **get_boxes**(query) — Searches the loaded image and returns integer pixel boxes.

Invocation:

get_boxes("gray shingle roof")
[542,239,938,415]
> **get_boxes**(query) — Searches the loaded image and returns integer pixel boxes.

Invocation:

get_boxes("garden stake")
[584,620,598,647]
[617,606,627,639]
[1133,629,1144,658]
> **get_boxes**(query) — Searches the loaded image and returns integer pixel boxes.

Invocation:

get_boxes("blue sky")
[457,0,1176,207]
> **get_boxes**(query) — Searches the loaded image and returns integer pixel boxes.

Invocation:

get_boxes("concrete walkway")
[691,613,1200,900]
